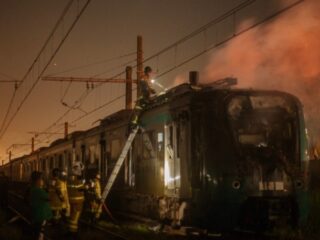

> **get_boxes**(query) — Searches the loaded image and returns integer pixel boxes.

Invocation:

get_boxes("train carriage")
[0,76,309,232]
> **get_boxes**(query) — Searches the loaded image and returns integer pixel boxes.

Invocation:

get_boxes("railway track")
[7,190,301,240]
[8,190,130,240]
[7,204,51,240]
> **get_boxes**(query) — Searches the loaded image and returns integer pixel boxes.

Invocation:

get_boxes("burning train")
[0,73,309,232]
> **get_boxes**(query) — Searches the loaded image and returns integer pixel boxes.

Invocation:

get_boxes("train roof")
[1,80,301,166]
[100,109,132,126]
[146,80,300,108]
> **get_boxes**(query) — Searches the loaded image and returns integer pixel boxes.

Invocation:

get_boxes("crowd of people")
[27,163,102,240]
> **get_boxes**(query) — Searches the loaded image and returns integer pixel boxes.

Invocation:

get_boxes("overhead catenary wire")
[2,0,256,154]
[24,0,273,149]
[0,0,92,141]
[155,0,305,80]
[56,0,305,130]
[0,71,16,80]
[37,0,258,137]
[14,0,304,156]
[47,51,136,77]
[0,0,75,137]
[58,56,136,103]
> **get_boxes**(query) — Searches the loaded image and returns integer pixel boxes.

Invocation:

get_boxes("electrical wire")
[1,0,256,156]
[0,0,92,141]
[37,0,259,130]
[60,0,305,128]
[47,51,136,76]
[0,0,75,137]
[0,72,16,80]
[156,0,305,80]
[23,0,304,156]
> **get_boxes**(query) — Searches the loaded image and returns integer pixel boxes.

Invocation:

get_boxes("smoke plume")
[204,0,320,144]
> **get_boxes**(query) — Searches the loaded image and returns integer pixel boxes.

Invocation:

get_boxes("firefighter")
[67,162,85,237]
[48,168,64,223]
[60,170,70,220]
[29,171,52,240]
[86,173,102,223]
[130,66,156,129]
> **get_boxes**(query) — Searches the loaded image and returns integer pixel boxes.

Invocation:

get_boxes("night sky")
[0,0,297,161]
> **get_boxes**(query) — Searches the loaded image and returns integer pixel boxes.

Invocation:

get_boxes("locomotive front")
[190,89,309,232]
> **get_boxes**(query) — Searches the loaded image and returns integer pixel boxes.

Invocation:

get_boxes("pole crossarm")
[0,80,22,83]
[42,76,138,84]
[27,131,64,135]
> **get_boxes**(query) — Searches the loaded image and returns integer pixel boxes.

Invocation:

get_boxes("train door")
[164,122,181,197]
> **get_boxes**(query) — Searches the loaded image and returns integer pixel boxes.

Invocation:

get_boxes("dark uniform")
[0,172,8,210]
[29,171,52,240]
[130,66,156,129]
[67,175,85,234]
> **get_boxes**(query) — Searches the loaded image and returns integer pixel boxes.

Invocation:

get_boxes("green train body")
[0,81,309,232]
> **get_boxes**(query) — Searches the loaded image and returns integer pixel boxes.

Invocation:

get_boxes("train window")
[164,123,181,194]
[42,158,46,172]
[157,132,164,152]
[100,140,107,180]
[227,94,298,163]
[111,139,121,161]
[67,152,72,172]
[81,145,86,164]
[50,157,54,169]
[19,163,23,181]
[58,154,64,169]
[89,145,96,164]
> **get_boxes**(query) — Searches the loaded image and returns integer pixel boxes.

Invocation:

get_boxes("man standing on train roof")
[48,168,65,224]
[66,162,85,238]
[130,66,157,129]
[140,66,156,99]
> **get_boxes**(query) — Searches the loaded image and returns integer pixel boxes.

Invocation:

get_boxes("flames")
[204,0,320,147]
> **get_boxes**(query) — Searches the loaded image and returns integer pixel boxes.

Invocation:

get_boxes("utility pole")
[64,122,69,139]
[125,66,133,109]
[9,151,11,162]
[42,36,144,105]
[31,137,35,153]
[136,35,143,98]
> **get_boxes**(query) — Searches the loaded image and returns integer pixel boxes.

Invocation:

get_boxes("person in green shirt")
[29,171,52,240]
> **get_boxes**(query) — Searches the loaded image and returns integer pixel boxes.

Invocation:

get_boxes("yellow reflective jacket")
[67,176,85,204]
[48,178,64,210]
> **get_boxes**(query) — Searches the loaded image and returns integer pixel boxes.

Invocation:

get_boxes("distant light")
[151,79,155,84]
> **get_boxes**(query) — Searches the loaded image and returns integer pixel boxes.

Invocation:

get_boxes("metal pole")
[64,122,68,139]
[31,137,34,153]
[125,66,133,109]
[137,35,143,99]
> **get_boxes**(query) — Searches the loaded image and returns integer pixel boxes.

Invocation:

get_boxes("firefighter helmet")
[72,162,84,176]
[144,66,152,74]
